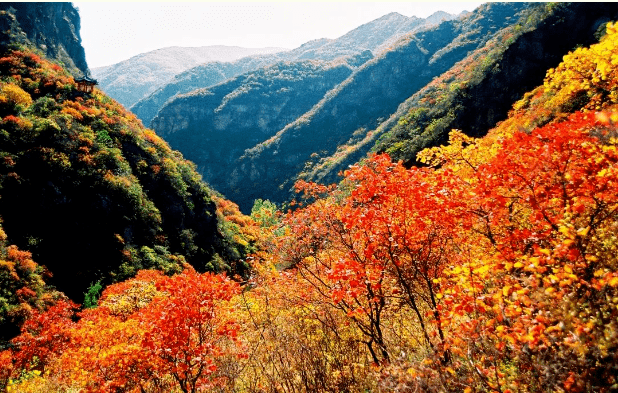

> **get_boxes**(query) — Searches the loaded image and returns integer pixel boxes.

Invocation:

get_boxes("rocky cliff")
[0,2,89,77]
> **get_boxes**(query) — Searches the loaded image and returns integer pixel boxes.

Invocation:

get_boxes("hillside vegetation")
[3,18,618,393]
[153,2,532,212]
[131,11,456,127]
[0,46,254,308]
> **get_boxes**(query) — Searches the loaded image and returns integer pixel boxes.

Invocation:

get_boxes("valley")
[1,2,618,392]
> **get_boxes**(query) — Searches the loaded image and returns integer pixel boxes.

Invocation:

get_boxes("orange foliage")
[7,269,243,392]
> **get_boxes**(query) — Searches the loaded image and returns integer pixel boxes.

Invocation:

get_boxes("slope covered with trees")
[0,47,253,306]
[372,2,618,166]
[131,11,456,127]
[92,45,286,109]
[150,57,367,210]
[3,20,618,393]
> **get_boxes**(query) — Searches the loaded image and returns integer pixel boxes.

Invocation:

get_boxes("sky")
[75,1,485,69]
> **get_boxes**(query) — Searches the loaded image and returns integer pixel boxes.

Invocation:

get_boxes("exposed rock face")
[92,46,286,108]
[132,11,457,127]
[0,2,89,77]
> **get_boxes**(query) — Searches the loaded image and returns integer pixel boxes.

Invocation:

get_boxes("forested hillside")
[131,11,456,127]
[0,47,254,308]
[150,56,368,209]
[3,14,618,393]
[92,46,286,108]
[307,2,618,185]
[153,2,532,212]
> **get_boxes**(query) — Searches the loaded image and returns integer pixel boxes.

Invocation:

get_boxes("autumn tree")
[7,268,243,393]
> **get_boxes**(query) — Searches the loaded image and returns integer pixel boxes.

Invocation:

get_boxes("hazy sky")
[76,2,484,69]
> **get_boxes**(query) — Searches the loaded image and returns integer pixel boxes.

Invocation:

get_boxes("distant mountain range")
[91,46,286,108]
[107,11,460,125]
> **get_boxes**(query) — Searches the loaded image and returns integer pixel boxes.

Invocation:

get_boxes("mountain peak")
[425,10,455,24]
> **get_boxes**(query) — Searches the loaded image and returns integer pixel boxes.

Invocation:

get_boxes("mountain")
[132,11,457,127]
[4,13,618,390]
[0,3,257,308]
[0,47,255,304]
[306,2,618,184]
[0,2,89,77]
[150,56,367,204]
[372,2,618,166]
[91,46,286,108]
[151,2,531,212]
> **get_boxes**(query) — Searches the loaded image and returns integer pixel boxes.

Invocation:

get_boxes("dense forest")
[1,2,618,393]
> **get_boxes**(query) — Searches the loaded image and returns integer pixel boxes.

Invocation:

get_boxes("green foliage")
[250,199,279,228]
[0,47,250,304]
[83,281,102,309]
[95,129,112,147]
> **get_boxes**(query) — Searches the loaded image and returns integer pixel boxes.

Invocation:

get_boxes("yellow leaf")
[563,239,575,247]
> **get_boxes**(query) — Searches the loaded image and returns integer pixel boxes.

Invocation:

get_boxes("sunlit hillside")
[0,47,254,305]
[3,15,618,393]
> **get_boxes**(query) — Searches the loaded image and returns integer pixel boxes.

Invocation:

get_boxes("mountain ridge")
[92,45,286,108]
[151,2,530,212]
[131,10,458,126]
